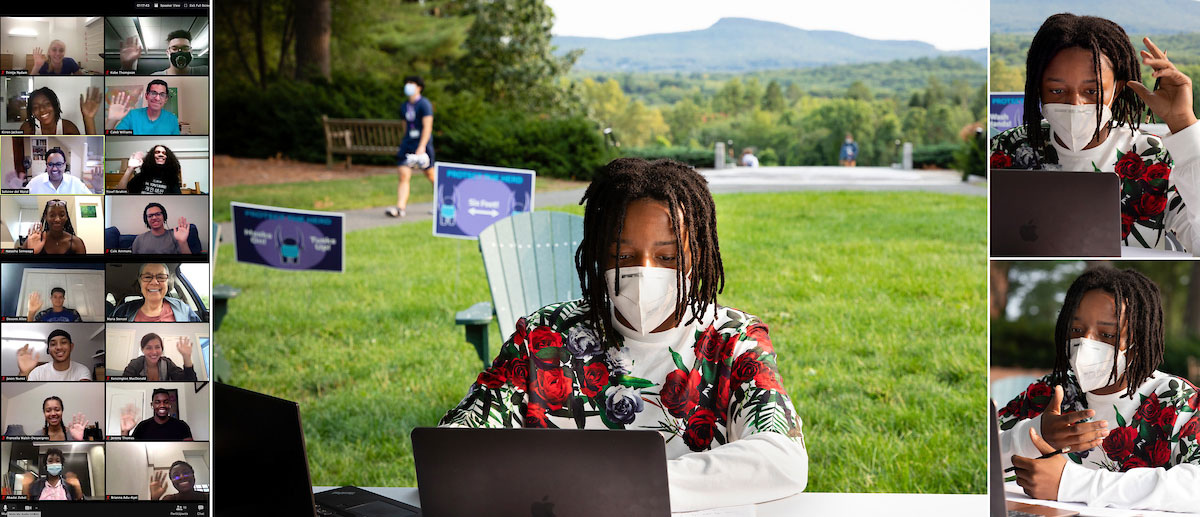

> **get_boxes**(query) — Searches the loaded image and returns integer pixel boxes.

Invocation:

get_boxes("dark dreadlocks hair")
[1052,267,1164,399]
[1024,13,1145,161]
[576,158,724,349]
[39,199,76,236]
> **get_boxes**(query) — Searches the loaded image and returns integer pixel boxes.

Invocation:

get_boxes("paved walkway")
[217,166,985,239]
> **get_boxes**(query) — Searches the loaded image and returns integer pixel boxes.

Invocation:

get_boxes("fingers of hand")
[1144,38,1166,60]
[1048,385,1064,414]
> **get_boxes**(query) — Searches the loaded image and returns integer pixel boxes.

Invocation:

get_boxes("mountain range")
[552,17,986,73]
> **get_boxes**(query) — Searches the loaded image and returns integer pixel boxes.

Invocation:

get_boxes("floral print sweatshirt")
[440,299,808,512]
[998,370,1200,512]
[990,120,1200,252]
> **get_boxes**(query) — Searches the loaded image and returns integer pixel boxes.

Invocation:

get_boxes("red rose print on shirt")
[732,352,763,384]
[1103,425,1137,460]
[528,327,563,354]
[683,408,718,452]
[746,324,774,354]
[476,367,506,389]
[1115,151,1146,180]
[660,369,699,418]
[525,402,549,428]
[1147,439,1171,467]
[506,356,530,392]
[1145,162,1171,181]
[991,152,1013,169]
[580,362,608,398]
[1138,393,1162,425]
[1134,193,1168,219]
[532,366,571,410]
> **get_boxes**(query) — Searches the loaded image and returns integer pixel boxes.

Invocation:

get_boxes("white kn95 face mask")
[1042,103,1113,152]
[605,266,684,337]
[1069,336,1127,393]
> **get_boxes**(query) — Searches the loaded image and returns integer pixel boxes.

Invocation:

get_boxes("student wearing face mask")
[440,158,807,512]
[386,75,435,218]
[990,14,1200,252]
[997,268,1199,512]
[23,448,84,500]
[118,30,207,75]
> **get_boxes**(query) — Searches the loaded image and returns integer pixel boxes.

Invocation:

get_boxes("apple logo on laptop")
[531,495,556,517]
[1020,219,1038,242]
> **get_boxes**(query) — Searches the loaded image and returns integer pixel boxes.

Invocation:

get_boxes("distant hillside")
[991,0,1200,34]
[553,17,985,73]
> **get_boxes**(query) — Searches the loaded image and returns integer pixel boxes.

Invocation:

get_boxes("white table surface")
[1004,481,1200,517]
[315,487,986,516]
[1121,246,1193,258]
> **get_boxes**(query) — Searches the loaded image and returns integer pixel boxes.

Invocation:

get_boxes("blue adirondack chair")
[456,211,584,368]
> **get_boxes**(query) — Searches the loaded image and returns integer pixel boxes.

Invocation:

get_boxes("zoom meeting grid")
[0,3,211,516]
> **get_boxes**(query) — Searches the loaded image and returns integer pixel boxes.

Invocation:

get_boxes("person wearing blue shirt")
[386,75,436,218]
[839,133,858,167]
[30,41,83,75]
[26,288,83,323]
[107,79,180,135]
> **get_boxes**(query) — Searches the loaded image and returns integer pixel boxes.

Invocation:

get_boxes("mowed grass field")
[214,190,986,493]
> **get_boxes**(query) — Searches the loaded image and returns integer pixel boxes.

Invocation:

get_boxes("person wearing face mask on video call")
[118,30,207,75]
[440,158,807,512]
[23,448,84,500]
[990,13,1200,252]
[997,268,1199,512]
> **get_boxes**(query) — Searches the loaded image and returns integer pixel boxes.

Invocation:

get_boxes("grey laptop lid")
[991,169,1120,257]
[412,427,671,517]
[990,400,1007,517]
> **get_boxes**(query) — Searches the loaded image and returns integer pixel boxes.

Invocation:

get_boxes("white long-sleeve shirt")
[441,299,808,512]
[998,371,1200,512]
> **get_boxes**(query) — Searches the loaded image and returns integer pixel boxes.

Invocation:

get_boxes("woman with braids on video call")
[997,267,1199,511]
[439,158,806,512]
[989,13,1200,252]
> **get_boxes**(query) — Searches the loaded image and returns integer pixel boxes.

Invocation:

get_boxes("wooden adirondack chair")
[456,211,584,368]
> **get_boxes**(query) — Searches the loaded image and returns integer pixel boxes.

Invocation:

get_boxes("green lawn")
[214,190,986,493]
[213,174,585,222]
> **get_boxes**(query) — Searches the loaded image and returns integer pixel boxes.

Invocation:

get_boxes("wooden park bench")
[456,211,584,368]
[322,115,407,169]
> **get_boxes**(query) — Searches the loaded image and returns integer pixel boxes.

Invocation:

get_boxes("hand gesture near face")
[16,344,40,376]
[1128,37,1199,133]
[150,471,168,500]
[1039,385,1109,452]
[128,151,146,169]
[80,86,102,120]
[32,46,46,72]
[107,89,142,122]
[177,336,194,367]
[69,412,87,441]
[25,223,45,253]
[173,217,190,245]
[64,472,82,496]
[28,291,43,316]
[120,403,138,436]
[120,36,142,70]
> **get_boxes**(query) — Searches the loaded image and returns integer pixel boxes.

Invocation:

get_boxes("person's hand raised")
[177,336,193,361]
[69,412,87,441]
[120,36,142,70]
[25,223,45,253]
[120,403,138,435]
[28,291,43,315]
[1128,37,1199,134]
[32,46,46,72]
[150,471,168,500]
[173,217,189,244]
[128,151,145,169]
[108,89,142,122]
[80,86,102,120]
[1040,385,1108,452]
[16,344,40,375]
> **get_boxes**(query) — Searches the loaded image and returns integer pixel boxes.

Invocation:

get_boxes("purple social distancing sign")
[990,92,1024,139]
[231,202,345,272]
[433,162,536,239]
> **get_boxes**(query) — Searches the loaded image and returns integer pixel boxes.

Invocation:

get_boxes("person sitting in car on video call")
[109,263,202,322]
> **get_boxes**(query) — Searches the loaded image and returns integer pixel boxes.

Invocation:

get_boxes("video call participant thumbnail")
[26,148,92,195]
[30,40,83,75]
[20,86,101,136]
[21,199,88,254]
[106,79,180,135]
[131,202,197,254]
[151,461,205,501]
[23,448,84,500]
[109,263,202,322]
[120,388,194,440]
[16,329,92,381]
[32,395,95,441]
[27,287,82,322]
[121,333,198,381]
[116,145,184,194]
[119,30,207,76]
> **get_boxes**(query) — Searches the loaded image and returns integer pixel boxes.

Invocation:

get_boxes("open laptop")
[991,169,1120,257]
[990,400,1078,517]
[411,427,671,516]
[214,382,420,516]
